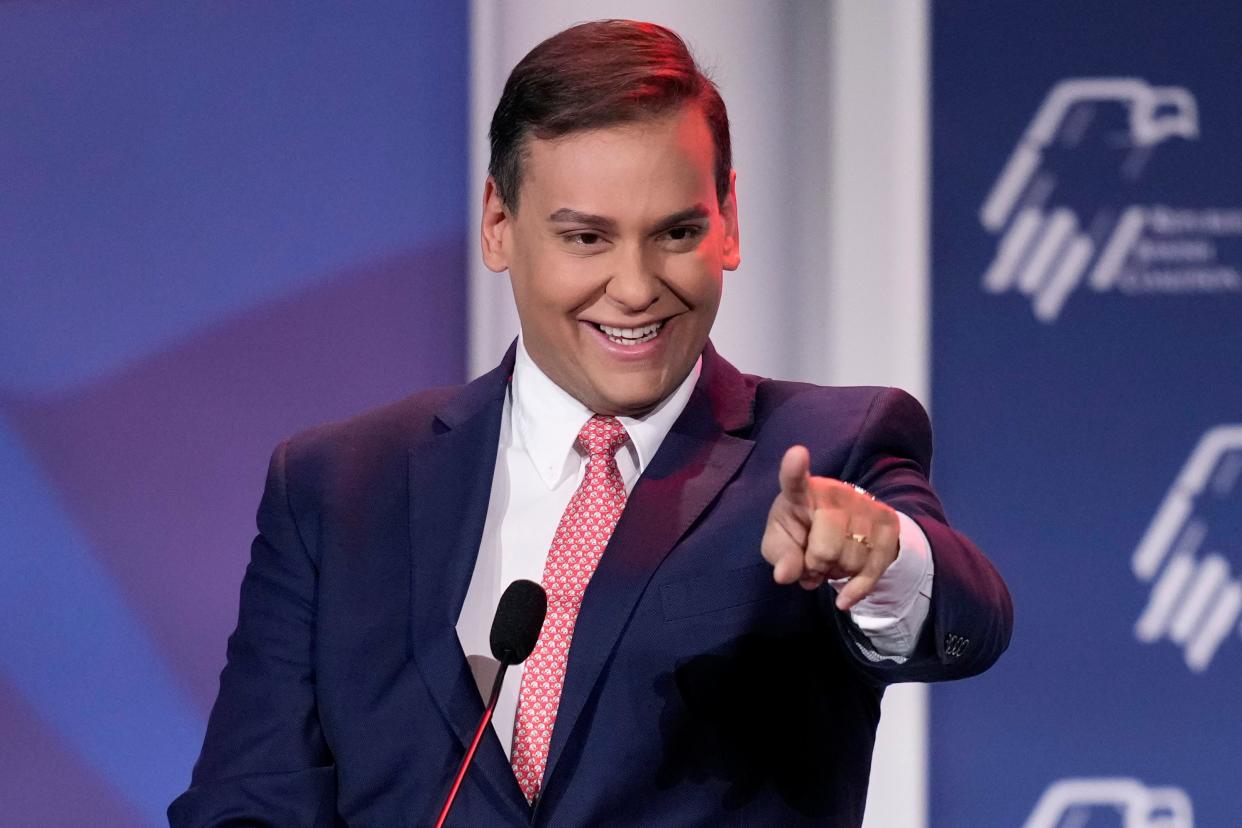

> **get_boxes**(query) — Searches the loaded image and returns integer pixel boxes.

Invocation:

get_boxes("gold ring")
[848,532,871,548]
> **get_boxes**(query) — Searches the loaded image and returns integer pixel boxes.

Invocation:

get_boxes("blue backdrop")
[8,4,1241,825]
[931,4,1242,826]
[0,3,468,824]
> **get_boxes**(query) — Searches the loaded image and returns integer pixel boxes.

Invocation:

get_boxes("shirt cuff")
[829,510,935,657]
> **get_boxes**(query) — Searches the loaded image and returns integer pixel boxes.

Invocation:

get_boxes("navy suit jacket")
[170,342,1012,827]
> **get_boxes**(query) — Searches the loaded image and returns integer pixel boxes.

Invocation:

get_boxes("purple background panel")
[0,676,144,827]
[3,243,465,715]
[0,2,470,824]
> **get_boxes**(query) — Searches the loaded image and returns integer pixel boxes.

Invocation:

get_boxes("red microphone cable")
[434,663,508,828]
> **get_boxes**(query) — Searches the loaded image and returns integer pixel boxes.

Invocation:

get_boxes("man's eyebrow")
[547,208,618,231]
[546,204,711,230]
[655,204,711,228]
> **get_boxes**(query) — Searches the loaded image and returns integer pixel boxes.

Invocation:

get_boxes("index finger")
[778,445,811,503]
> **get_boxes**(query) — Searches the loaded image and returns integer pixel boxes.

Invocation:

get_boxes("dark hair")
[488,20,732,210]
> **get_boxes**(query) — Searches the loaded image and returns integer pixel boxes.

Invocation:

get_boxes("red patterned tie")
[510,415,630,803]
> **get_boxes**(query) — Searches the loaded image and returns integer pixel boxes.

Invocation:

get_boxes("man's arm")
[762,387,1013,683]
[168,440,338,827]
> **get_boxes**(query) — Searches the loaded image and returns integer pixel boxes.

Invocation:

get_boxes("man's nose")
[605,247,661,312]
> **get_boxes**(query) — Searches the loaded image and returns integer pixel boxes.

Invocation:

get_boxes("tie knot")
[577,415,629,459]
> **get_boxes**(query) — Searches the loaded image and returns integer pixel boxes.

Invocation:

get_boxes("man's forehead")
[517,109,717,212]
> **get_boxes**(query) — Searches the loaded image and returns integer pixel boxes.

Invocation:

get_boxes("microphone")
[435,580,546,827]
[489,579,547,665]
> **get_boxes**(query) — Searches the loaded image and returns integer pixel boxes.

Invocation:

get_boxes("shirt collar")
[511,337,702,489]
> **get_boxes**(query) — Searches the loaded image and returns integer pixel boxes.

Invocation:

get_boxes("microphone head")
[490,580,547,665]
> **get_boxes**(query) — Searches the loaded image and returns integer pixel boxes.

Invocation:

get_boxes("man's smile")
[591,320,664,345]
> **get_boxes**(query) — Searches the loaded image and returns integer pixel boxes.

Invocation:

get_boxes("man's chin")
[585,384,669,418]
[585,362,701,417]
[591,398,662,418]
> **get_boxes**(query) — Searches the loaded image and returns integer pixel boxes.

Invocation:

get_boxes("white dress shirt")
[455,340,934,757]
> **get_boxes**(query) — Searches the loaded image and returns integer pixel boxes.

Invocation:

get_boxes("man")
[171,20,1011,827]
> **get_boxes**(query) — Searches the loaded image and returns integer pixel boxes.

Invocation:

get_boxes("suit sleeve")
[168,441,339,827]
[823,387,1014,684]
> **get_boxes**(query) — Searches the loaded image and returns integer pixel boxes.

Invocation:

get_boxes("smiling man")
[171,20,1012,827]
[481,102,736,420]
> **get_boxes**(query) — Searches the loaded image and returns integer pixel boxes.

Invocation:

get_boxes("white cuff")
[830,511,935,657]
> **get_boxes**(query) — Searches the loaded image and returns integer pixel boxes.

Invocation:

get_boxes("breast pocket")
[660,562,788,622]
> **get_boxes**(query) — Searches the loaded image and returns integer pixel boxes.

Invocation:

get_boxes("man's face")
[480,105,740,417]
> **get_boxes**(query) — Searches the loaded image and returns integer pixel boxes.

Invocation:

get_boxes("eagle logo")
[1132,425,1242,672]
[980,78,1199,321]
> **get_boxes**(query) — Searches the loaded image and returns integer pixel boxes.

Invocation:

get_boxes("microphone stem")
[434,662,509,828]
[486,661,508,710]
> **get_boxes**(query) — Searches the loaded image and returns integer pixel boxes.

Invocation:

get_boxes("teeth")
[599,321,661,338]
[597,321,663,345]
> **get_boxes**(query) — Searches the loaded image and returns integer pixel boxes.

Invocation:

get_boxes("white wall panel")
[825,7,930,827]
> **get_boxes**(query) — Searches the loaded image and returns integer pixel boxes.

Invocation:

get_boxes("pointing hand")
[760,446,901,610]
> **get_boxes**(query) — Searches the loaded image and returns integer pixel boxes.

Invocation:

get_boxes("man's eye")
[566,232,603,246]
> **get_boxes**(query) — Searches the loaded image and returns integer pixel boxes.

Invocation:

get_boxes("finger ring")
[848,532,871,548]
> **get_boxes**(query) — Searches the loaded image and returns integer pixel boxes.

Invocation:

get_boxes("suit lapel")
[407,344,529,816]
[539,343,757,794]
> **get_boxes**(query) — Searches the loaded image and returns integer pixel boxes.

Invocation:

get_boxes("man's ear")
[480,176,511,273]
[721,169,741,271]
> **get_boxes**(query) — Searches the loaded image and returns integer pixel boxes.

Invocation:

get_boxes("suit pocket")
[660,562,785,621]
